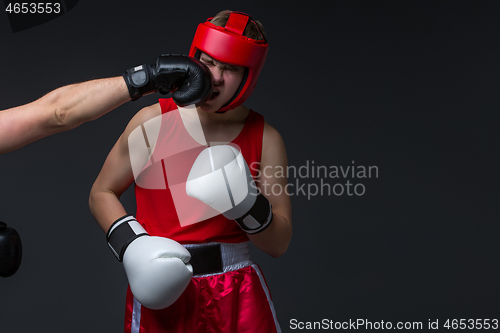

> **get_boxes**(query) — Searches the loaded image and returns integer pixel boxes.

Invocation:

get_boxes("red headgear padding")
[189,12,269,113]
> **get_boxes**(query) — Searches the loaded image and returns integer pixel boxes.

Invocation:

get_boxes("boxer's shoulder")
[132,103,162,125]
[116,103,162,152]
[263,121,284,146]
[122,103,161,134]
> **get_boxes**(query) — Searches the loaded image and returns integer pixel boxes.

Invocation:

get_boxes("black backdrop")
[1,1,499,332]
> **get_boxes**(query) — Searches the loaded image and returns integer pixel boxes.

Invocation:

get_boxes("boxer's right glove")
[107,215,193,309]
[186,145,273,234]
[123,54,213,106]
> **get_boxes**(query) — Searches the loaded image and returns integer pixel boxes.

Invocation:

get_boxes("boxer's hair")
[210,10,266,41]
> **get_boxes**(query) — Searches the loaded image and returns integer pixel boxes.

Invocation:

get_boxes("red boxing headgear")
[189,12,269,113]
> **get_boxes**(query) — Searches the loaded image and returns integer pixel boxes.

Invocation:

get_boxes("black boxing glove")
[0,221,22,278]
[123,54,213,106]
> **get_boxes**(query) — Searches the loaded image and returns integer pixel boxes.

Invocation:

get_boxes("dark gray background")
[1,1,499,332]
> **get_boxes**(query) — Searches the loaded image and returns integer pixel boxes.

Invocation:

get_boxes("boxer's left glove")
[107,215,193,309]
[186,145,273,234]
[123,54,213,106]
[0,221,22,277]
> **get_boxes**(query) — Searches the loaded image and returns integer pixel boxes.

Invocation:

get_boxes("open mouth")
[209,89,220,100]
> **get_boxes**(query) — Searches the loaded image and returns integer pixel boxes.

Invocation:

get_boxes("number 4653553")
[5,3,61,14]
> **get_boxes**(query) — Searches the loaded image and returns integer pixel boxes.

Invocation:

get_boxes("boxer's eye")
[201,58,214,66]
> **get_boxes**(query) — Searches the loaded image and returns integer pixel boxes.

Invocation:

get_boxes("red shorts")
[124,263,281,333]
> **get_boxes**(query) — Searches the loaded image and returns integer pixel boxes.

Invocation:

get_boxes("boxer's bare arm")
[248,122,292,258]
[0,77,130,154]
[89,103,161,233]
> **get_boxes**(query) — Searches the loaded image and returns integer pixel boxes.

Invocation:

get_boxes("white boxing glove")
[107,215,193,309]
[186,145,273,234]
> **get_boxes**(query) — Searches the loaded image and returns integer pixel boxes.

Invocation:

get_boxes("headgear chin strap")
[189,12,269,113]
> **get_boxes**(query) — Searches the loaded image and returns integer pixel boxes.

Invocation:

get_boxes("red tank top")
[134,98,264,244]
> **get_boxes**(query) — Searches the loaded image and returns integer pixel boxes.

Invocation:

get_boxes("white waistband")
[183,242,253,277]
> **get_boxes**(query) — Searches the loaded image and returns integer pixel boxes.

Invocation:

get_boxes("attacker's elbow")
[53,104,69,128]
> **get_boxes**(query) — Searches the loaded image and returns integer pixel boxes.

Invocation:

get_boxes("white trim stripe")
[252,264,282,333]
[108,244,119,259]
[108,215,136,235]
[131,297,142,333]
[128,220,147,235]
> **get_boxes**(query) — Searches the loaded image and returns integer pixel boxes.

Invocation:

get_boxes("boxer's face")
[199,52,245,113]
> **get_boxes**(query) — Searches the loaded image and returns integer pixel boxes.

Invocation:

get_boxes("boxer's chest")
[201,122,245,146]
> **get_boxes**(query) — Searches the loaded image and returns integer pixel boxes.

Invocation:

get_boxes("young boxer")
[90,11,292,332]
